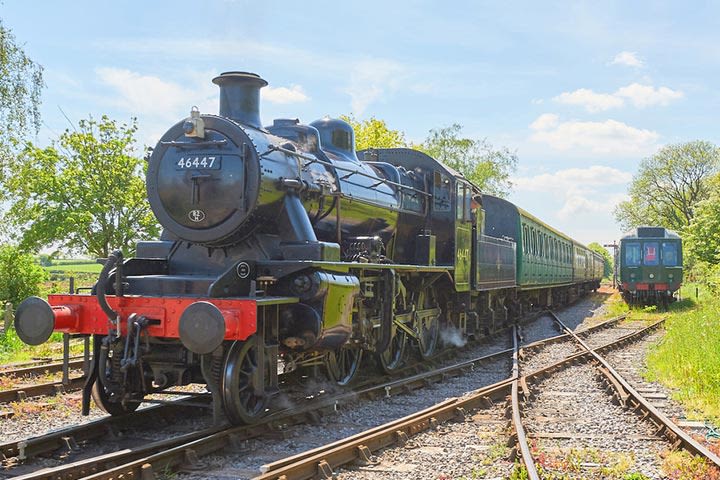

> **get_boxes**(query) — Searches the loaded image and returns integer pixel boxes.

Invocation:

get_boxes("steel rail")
[0,359,84,378]
[519,313,627,352]
[0,356,83,372]
[511,326,540,479]
[547,310,720,470]
[0,377,86,404]
[0,396,212,462]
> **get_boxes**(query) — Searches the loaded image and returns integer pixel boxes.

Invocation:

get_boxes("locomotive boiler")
[15,71,603,424]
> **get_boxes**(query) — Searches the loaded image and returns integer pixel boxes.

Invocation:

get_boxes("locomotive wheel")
[222,339,268,424]
[415,289,441,359]
[326,347,363,386]
[91,379,141,416]
[377,325,406,373]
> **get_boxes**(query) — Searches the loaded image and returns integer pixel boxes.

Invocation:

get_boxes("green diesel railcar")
[618,227,682,306]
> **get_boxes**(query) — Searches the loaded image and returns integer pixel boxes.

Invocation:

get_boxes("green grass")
[645,282,720,421]
[0,259,99,364]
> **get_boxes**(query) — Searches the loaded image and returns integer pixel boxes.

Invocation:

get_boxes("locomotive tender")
[15,72,603,423]
[617,226,682,307]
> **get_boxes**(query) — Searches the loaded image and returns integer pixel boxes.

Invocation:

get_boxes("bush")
[0,245,48,309]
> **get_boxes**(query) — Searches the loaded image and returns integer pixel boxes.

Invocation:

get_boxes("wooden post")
[3,303,12,332]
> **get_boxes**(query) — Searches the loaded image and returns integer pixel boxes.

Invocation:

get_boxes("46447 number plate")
[175,155,221,170]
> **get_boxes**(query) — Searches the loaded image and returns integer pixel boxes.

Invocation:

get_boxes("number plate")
[175,155,222,170]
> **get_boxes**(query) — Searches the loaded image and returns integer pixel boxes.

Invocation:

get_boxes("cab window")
[625,242,641,266]
[662,242,678,266]
[455,183,471,221]
[643,242,659,266]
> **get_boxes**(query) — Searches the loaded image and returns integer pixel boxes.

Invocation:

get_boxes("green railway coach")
[482,194,603,309]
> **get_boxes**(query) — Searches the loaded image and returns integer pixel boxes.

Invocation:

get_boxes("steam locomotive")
[15,72,602,424]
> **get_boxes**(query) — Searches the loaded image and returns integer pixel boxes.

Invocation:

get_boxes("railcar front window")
[625,243,641,266]
[662,242,678,266]
[643,242,659,266]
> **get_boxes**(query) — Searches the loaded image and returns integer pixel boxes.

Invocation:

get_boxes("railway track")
[4,341,517,480]
[1,311,621,472]
[512,311,720,479]
[0,359,84,377]
[0,355,88,406]
[257,314,719,479]
[10,309,696,480]
[0,377,86,405]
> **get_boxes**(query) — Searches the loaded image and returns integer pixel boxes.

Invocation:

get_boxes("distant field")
[44,262,102,273]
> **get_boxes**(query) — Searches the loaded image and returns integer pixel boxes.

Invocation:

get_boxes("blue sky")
[4,0,719,247]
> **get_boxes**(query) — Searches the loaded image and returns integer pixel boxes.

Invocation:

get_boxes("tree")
[684,173,720,266]
[614,141,720,232]
[0,20,44,175]
[4,115,160,258]
[341,115,406,151]
[416,124,518,197]
[0,245,47,308]
[588,242,613,279]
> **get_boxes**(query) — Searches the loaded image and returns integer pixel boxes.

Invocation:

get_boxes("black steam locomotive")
[15,72,601,423]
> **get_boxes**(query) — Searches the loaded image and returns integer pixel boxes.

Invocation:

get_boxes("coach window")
[643,242,659,266]
[662,242,678,266]
[624,242,641,266]
[529,230,534,256]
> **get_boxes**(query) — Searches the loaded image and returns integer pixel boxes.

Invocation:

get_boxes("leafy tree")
[0,20,44,177]
[5,115,160,258]
[0,245,47,308]
[588,242,613,278]
[341,115,406,151]
[416,124,518,197]
[614,141,720,232]
[684,173,720,266]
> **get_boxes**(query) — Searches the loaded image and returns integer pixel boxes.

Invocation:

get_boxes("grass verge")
[645,283,720,422]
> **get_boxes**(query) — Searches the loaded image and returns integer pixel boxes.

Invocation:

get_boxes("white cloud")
[514,166,632,192]
[529,114,660,155]
[514,166,631,220]
[553,83,683,112]
[529,113,559,131]
[553,88,624,112]
[344,59,406,115]
[557,193,628,219]
[262,85,309,104]
[97,67,310,122]
[610,51,644,68]
[615,83,684,108]
[96,67,216,121]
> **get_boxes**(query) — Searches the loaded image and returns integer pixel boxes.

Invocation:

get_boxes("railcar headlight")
[668,273,674,280]
[649,273,655,279]
[630,273,635,280]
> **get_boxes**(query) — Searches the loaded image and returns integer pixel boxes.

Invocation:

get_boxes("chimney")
[212,71,267,129]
